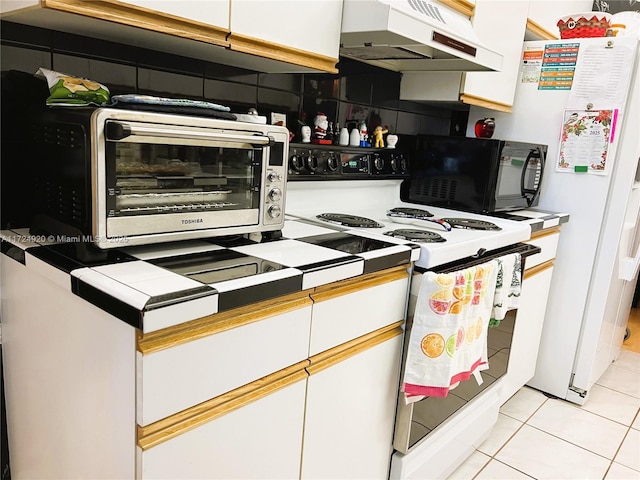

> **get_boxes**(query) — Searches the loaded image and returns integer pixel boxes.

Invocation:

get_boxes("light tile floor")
[448,349,640,479]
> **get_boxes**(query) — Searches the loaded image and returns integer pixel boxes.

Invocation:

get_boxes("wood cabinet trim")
[437,0,474,17]
[524,260,553,279]
[526,18,559,41]
[312,265,410,303]
[42,0,229,46]
[228,32,338,73]
[137,291,313,355]
[137,360,309,450]
[530,226,561,240]
[307,321,404,375]
[460,93,513,113]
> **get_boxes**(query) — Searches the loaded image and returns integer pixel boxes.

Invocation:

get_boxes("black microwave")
[401,135,547,213]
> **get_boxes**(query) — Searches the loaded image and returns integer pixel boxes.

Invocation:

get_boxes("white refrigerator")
[469,35,640,404]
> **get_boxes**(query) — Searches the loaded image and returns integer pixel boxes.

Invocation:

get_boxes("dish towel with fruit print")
[489,253,522,327]
[402,259,499,402]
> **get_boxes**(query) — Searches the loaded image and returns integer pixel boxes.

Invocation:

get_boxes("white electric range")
[284,179,532,269]
[284,144,535,480]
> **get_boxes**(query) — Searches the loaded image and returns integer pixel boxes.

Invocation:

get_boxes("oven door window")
[104,122,263,226]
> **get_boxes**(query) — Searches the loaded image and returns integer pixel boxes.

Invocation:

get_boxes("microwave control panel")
[288,143,409,180]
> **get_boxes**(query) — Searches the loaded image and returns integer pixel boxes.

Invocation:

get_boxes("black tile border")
[144,285,218,311]
[362,250,412,274]
[0,239,26,265]
[71,276,143,329]
[217,273,303,312]
[296,255,362,273]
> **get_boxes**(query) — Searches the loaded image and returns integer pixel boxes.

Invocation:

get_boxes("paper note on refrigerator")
[556,109,617,175]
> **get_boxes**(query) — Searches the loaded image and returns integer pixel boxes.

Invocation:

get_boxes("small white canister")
[349,128,361,147]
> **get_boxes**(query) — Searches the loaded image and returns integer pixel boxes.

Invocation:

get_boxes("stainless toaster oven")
[29,108,289,249]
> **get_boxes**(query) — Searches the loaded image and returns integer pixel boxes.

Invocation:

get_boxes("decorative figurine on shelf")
[301,125,311,143]
[312,113,332,144]
[359,120,370,147]
[373,125,388,148]
[386,133,398,149]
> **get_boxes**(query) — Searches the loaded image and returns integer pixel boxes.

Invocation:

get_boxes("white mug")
[386,134,398,149]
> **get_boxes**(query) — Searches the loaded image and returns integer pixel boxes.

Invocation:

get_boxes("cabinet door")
[309,267,409,355]
[119,0,230,30]
[139,375,307,479]
[500,265,554,403]
[137,293,312,426]
[228,0,341,72]
[301,329,404,479]
[461,0,530,111]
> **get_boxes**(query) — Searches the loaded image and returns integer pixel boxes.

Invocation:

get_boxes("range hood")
[340,0,503,72]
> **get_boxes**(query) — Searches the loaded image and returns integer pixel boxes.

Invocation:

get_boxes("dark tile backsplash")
[0,20,463,141]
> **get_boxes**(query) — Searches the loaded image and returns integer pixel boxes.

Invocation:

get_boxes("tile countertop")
[489,209,570,233]
[0,209,569,334]
[0,221,420,334]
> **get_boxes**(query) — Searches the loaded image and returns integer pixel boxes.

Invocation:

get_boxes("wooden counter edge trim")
[228,32,338,73]
[526,18,559,40]
[137,360,310,450]
[523,260,553,280]
[460,93,513,113]
[312,265,410,303]
[307,321,405,375]
[437,0,474,17]
[530,226,561,240]
[43,0,228,47]
[138,290,313,355]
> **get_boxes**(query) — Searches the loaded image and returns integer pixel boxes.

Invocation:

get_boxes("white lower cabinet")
[136,266,410,478]
[138,374,307,479]
[302,329,404,479]
[500,263,554,402]
[500,228,559,403]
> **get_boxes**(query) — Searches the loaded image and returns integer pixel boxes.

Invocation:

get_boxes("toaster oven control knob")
[306,155,319,172]
[268,188,282,202]
[290,154,305,172]
[373,154,384,171]
[267,205,282,219]
[267,171,281,182]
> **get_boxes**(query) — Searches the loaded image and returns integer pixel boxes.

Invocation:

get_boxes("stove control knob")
[391,154,407,173]
[267,204,282,219]
[290,154,305,172]
[327,153,338,172]
[306,155,319,172]
[373,154,384,171]
[268,187,282,202]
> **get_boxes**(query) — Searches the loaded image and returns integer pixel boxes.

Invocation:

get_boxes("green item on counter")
[35,67,110,106]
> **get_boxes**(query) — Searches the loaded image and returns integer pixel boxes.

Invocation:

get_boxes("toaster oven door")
[97,120,274,243]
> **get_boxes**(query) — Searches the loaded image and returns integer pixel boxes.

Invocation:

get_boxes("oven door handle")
[105,120,272,146]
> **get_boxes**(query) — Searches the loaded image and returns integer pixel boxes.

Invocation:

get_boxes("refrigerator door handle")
[618,183,640,281]
[619,221,640,280]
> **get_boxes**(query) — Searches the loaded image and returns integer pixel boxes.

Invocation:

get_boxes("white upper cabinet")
[229,0,342,73]
[1,0,340,72]
[118,0,230,30]
[527,1,595,40]
[401,0,529,112]
[462,0,530,110]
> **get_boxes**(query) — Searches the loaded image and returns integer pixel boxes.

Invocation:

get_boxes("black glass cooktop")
[298,232,396,255]
[149,249,285,284]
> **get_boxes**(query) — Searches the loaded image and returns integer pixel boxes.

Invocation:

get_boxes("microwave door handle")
[104,120,271,145]
[521,147,544,207]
